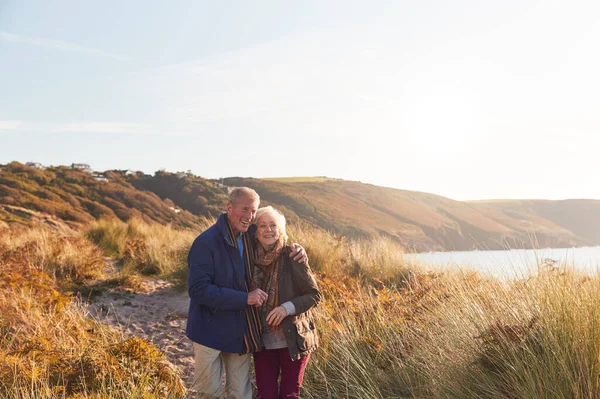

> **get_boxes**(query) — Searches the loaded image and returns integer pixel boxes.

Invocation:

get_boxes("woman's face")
[256,213,280,248]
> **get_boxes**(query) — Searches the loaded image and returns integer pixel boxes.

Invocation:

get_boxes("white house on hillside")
[71,163,93,173]
[26,162,45,169]
[93,174,109,182]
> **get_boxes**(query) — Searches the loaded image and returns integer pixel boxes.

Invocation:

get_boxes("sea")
[405,246,600,279]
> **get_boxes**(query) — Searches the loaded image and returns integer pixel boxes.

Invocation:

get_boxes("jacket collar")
[216,212,236,247]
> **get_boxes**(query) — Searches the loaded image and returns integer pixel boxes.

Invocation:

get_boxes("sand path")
[87,275,195,387]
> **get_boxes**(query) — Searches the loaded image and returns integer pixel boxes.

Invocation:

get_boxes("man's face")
[226,195,259,235]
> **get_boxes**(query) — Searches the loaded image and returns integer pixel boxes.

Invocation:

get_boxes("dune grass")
[3,218,600,398]
[301,263,600,398]
[0,225,185,398]
[288,221,410,284]
[0,225,105,283]
[86,217,212,281]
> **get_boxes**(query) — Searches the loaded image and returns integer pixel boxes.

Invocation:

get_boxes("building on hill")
[26,162,45,170]
[71,163,92,173]
[93,174,109,182]
[115,169,141,176]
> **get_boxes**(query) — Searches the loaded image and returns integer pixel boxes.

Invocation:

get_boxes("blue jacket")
[186,213,253,353]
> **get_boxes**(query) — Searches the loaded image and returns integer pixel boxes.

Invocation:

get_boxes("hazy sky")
[1,0,599,201]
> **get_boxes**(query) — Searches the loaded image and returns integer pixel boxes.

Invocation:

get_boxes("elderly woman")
[252,206,321,399]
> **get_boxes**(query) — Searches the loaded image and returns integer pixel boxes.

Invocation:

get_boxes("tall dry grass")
[106,217,600,398]
[86,217,212,278]
[300,259,600,398]
[0,226,105,283]
[0,225,185,398]
[288,221,410,284]
[4,217,600,398]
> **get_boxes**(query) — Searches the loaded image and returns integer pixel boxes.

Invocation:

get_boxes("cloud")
[47,122,153,134]
[0,121,162,135]
[138,28,406,138]
[0,31,127,59]
[0,120,22,130]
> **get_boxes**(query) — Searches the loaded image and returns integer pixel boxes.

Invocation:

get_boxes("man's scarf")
[224,217,262,354]
[253,240,285,333]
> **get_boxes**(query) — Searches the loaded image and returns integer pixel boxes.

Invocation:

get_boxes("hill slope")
[2,164,599,251]
[220,177,597,251]
[0,162,200,228]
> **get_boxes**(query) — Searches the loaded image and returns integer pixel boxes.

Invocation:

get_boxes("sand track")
[87,277,195,386]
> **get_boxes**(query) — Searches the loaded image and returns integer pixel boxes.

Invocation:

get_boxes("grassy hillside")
[127,170,228,216]
[472,199,600,246]
[2,163,600,251]
[0,162,200,228]
[222,177,589,251]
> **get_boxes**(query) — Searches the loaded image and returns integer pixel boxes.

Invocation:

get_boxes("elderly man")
[186,187,306,398]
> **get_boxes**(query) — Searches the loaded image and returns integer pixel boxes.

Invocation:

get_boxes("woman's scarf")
[253,240,285,333]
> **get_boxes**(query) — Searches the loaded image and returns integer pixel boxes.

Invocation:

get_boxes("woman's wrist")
[281,301,296,316]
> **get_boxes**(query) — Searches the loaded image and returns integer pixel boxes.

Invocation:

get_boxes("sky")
[1,0,599,201]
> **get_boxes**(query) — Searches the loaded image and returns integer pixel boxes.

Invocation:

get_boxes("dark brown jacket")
[278,246,321,360]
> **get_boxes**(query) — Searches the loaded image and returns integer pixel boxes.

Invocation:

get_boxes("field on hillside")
[2,218,600,398]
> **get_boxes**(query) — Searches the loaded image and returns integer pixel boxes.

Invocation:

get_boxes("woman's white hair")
[254,206,288,243]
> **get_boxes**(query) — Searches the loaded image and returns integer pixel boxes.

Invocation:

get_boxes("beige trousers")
[192,342,252,399]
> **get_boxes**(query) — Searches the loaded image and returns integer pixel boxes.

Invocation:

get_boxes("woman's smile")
[256,214,280,247]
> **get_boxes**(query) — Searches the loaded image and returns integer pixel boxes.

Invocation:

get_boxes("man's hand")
[247,289,268,307]
[289,243,308,264]
[266,306,287,326]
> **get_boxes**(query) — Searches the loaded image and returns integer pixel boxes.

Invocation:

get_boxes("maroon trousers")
[253,348,310,399]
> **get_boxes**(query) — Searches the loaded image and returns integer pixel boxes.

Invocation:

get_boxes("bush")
[0,226,104,282]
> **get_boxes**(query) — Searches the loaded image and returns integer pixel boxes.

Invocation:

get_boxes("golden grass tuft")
[288,221,411,284]
[87,217,213,277]
[0,225,105,283]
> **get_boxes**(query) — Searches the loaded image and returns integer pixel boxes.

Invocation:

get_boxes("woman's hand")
[266,306,288,326]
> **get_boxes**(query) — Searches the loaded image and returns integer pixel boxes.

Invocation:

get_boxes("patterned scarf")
[223,216,262,354]
[253,240,285,333]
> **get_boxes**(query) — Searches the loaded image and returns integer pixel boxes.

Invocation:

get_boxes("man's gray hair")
[228,187,260,205]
